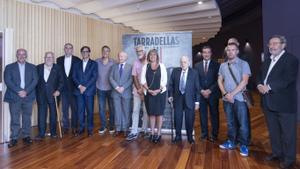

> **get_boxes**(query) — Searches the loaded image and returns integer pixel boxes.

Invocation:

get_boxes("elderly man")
[126,46,149,141]
[4,48,38,147]
[218,43,251,157]
[109,51,133,136]
[168,56,200,144]
[257,35,299,169]
[35,52,64,140]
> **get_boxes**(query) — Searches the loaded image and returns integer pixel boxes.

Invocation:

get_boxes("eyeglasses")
[268,42,282,46]
[136,50,143,52]
[82,51,90,53]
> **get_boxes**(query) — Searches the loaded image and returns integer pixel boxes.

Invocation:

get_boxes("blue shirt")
[218,57,251,102]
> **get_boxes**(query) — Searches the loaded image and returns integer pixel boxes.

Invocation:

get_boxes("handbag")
[227,63,254,108]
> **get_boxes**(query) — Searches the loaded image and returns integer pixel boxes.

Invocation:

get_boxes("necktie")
[119,64,123,77]
[204,61,208,75]
[179,71,186,94]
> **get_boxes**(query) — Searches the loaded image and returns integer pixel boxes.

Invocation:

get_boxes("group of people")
[4,34,298,169]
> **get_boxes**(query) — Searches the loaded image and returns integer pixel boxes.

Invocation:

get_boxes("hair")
[16,48,27,56]
[228,37,240,46]
[81,46,91,53]
[101,45,110,52]
[135,45,144,51]
[44,51,55,58]
[147,49,159,64]
[227,42,239,49]
[269,35,287,45]
[201,45,212,52]
[64,43,73,48]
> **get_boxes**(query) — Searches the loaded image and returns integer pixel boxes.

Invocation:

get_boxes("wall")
[262,0,300,120]
[0,0,136,133]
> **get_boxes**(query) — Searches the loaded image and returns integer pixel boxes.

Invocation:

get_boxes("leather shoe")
[172,136,182,144]
[88,132,93,137]
[22,137,33,144]
[279,161,294,169]
[78,130,84,136]
[8,139,17,148]
[34,135,45,141]
[200,135,208,141]
[264,154,281,162]
[208,136,217,142]
[188,139,195,144]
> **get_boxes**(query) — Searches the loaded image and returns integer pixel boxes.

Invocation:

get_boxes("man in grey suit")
[109,51,133,136]
[4,48,38,148]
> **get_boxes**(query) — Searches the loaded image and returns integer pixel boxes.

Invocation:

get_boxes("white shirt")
[264,50,285,85]
[44,65,52,82]
[64,55,72,77]
[83,59,89,72]
[18,62,25,89]
[203,59,211,71]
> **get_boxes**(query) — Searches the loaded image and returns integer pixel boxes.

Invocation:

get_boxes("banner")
[122,31,192,131]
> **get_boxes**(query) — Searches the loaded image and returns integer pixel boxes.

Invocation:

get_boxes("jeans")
[97,89,114,129]
[223,99,250,145]
[130,95,148,134]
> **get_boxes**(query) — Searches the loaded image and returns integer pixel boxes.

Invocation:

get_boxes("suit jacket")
[257,52,299,113]
[168,67,200,109]
[72,59,98,96]
[36,63,64,104]
[194,60,220,98]
[109,63,133,99]
[4,62,38,102]
[56,55,81,92]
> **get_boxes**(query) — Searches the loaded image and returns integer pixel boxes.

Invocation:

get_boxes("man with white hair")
[168,56,200,144]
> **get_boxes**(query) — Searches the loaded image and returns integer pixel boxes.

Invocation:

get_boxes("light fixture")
[198,1,203,5]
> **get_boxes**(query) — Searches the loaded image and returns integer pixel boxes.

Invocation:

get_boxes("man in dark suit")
[72,46,98,137]
[257,35,299,169]
[168,56,200,144]
[4,48,38,147]
[56,43,81,136]
[35,52,64,140]
[194,46,220,142]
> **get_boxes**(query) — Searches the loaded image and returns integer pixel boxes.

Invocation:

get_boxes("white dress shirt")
[18,62,25,89]
[264,50,285,85]
[44,65,52,82]
[64,55,72,77]
[83,59,89,72]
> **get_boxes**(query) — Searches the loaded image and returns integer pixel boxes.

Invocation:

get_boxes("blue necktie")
[179,71,186,94]
[119,64,123,77]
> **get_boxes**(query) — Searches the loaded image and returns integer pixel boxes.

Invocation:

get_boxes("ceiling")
[23,0,222,44]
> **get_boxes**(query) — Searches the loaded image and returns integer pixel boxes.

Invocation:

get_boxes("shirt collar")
[270,50,285,61]
[228,57,239,65]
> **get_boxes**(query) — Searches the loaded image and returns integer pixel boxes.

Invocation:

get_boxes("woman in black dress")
[141,49,168,143]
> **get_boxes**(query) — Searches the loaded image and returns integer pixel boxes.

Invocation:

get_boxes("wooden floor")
[1,94,300,169]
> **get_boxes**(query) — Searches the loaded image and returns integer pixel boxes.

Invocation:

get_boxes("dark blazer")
[4,62,38,102]
[72,59,98,96]
[168,67,200,109]
[56,55,81,91]
[257,52,299,113]
[36,64,64,104]
[194,60,220,98]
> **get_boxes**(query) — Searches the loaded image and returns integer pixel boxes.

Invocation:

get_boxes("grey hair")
[269,35,287,45]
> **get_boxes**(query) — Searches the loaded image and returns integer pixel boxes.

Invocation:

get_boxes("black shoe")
[279,161,294,169]
[172,136,182,144]
[22,137,33,144]
[200,135,208,141]
[72,129,78,137]
[153,135,161,144]
[34,135,45,141]
[149,135,155,142]
[63,128,69,134]
[208,136,217,142]
[8,139,17,148]
[264,154,281,162]
[78,130,84,136]
[51,134,57,138]
[88,132,93,137]
[188,139,195,144]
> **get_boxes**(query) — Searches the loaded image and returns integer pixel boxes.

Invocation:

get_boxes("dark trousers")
[37,101,57,137]
[223,100,250,145]
[9,100,33,139]
[199,95,219,138]
[61,91,77,129]
[264,109,297,164]
[97,89,114,129]
[76,95,95,132]
[174,94,195,142]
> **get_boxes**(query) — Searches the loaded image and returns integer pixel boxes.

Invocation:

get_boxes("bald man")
[168,56,200,144]
[109,51,133,136]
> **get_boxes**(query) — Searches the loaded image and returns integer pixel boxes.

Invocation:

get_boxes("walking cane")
[169,101,175,143]
[54,96,63,139]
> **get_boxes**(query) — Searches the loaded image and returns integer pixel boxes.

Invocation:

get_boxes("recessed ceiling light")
[202,37,206,39]
[198,1,203,5]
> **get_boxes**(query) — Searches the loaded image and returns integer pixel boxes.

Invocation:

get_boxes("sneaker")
[219,140,236,150]
[126,133,138,141]
[98,127,107,135]
[239,145,249,157]
[109,126,115,134]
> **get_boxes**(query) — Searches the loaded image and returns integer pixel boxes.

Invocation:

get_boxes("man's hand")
[225,92,234,103]
[168,97,173,103]
[18,90,27,98]
[195,104,199,110]
[53,90,60,97]
[79,85,86,94]
[257,84,270,94]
